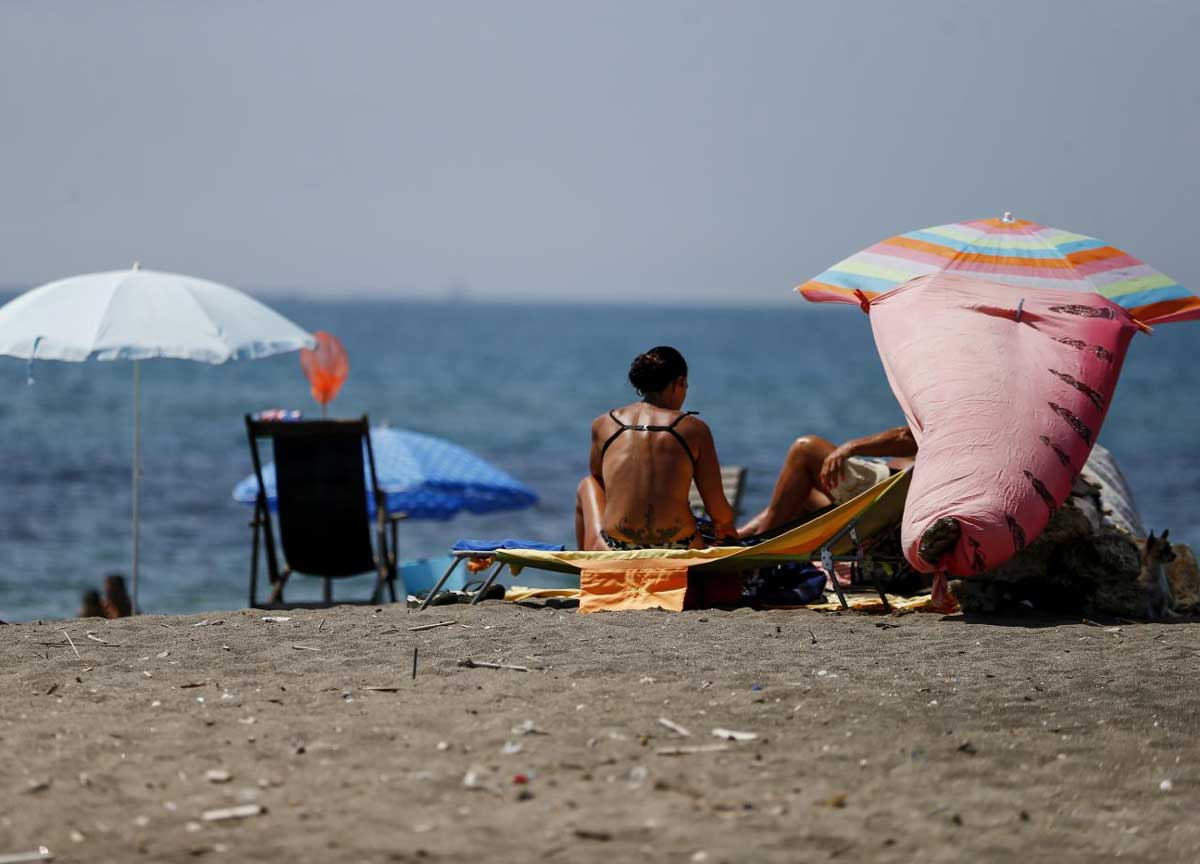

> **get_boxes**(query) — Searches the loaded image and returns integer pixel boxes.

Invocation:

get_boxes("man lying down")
[738,426,916,539]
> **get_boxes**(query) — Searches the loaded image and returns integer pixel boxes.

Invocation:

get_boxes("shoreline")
[3,602,1199,861]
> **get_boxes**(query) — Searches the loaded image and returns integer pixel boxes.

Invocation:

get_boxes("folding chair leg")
[849,525,890,612]
[868,558,892,611]
[267,569,291,606]
[370,560,397,605]
[469,562,508,606]
[821,547,849,610]
[249,514,261,609]
[417,557,465,611]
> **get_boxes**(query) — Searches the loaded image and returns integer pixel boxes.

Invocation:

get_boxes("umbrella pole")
[132,360,141,614]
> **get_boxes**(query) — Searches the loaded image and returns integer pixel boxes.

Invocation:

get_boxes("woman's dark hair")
[628,346,688,395]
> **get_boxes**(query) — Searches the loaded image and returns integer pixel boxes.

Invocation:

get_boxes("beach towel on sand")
[868,273,1140,577]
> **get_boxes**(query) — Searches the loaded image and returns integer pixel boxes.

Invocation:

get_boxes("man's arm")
[819,425,916,492]
[689,420,736,539]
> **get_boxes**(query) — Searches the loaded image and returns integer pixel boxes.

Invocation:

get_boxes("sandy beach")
[2,602,1199,863]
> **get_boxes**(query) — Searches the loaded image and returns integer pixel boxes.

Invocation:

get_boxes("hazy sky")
[2,1,1197,303]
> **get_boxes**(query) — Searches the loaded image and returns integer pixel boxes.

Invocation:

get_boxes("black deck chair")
[244,415,400,608]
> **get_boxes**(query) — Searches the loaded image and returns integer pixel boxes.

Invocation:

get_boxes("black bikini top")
[600,409,699,465]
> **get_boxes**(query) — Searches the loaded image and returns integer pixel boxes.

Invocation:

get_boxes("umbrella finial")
[1001,211,1015,223]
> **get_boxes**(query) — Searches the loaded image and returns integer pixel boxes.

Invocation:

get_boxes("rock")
[954,468,1181,619]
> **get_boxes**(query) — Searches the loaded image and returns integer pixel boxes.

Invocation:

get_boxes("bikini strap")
[600,411,630,460]
[668,410,700,427]
[600,409,700,464]
[664,412,699,464]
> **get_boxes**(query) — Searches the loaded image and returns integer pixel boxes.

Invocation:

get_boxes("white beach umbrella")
[0,265,315,611]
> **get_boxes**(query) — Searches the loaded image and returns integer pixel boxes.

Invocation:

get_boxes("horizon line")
[0,283,826,311]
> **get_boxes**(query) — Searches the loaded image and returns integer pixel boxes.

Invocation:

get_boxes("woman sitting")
[575,346,736,550]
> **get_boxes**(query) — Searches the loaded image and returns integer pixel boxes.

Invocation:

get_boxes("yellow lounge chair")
[494,469,912,613]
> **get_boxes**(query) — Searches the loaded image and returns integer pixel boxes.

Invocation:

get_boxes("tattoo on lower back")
[615,500,687,546]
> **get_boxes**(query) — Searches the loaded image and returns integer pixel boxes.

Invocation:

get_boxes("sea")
[1,298,1196,621]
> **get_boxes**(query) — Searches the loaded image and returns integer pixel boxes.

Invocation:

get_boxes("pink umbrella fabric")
[868,273,1140,578]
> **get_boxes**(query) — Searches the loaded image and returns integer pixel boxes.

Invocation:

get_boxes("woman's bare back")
[594,404,704,547]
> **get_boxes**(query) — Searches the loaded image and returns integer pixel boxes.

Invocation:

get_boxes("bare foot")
[930,571,960,614]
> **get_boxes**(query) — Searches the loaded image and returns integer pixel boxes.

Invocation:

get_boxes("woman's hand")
[712,518,738,544]
[819,444,856,493]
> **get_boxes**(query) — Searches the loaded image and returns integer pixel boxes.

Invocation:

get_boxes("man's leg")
[575,476,609,551]
[739,435,837,536]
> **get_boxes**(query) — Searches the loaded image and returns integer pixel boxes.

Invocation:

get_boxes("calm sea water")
[1,298,1196,621]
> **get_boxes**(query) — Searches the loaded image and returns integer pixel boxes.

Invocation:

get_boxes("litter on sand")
[458,658,530,672]
[409,621,456,632]
[0,848,53,864]
[711,728,757,742]
[657,717,691,737]
[201,804,265,822]
[656,744,732,756]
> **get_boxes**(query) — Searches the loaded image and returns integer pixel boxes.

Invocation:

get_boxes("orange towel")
[577,560,743,613]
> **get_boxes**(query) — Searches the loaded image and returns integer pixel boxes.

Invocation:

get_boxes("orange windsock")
[299,331,349,408]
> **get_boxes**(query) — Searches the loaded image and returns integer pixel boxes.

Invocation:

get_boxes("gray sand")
[2,603,1198,862]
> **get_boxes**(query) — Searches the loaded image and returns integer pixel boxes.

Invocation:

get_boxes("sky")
[1,0,1197,304]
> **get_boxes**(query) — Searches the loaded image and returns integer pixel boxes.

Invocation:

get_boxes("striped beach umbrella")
[797,213,1198,326]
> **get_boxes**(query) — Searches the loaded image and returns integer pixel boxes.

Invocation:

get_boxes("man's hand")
[819,444,856,493]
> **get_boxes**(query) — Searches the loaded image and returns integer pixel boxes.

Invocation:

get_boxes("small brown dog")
[1139,530,1176,618]
[1166,544,1200,613]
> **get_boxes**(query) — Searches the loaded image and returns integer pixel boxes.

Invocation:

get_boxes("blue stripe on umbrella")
[232,426,538,521]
